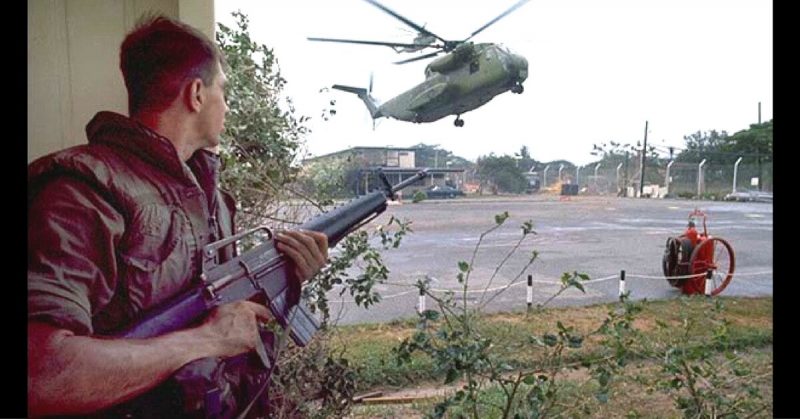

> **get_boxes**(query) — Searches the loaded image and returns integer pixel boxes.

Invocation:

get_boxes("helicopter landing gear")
[454,116,465,127]
[511,83,524,94]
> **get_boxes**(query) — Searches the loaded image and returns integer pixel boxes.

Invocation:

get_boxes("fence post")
[616,162,623,195]
[732,156,743,193]
[619,270,626,298]
[527,274,533,311]
[697,159,707,198]
[594,163,601,192]
[704,269,713,296]
[417,287,426,313]
[543,165,550,189]
[665,160,674,197]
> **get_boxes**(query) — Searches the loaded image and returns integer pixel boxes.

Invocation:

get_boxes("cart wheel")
[662,237,680,286]
[688,237,735,296]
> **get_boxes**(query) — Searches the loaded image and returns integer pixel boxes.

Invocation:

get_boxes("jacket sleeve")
[28,176,125,335]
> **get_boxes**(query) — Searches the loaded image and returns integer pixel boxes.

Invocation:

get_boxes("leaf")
[444,368,461,384]
[494,211,509,225]
[595,392,609,404]
[421,310,440,321]
[543,334,557,347]
[458,261,470,272]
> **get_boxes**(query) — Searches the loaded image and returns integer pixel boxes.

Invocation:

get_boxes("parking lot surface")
[325,195,773,326]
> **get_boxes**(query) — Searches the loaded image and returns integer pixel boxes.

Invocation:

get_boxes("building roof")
[302,146,419,163]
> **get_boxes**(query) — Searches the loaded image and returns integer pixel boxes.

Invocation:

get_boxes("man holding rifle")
[28,15,328,417]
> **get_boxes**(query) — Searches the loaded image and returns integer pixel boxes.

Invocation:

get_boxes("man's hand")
[197,300,272,358]
[274,230,329,283]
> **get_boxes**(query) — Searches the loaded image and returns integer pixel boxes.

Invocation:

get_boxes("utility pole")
[623,151,629,197]
[757,102,762,190]
[756,149,762,191]
[758,101,761,124]
[639,120,648,198]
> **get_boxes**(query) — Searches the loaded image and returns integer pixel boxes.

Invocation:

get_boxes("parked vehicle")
[524,171,541,193]
[723,190,773,202]
[425,185,465,199]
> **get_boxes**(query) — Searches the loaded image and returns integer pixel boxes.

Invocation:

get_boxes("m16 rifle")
[111,169,428,352]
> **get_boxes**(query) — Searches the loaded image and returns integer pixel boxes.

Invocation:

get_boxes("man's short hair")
[120,15,224,115]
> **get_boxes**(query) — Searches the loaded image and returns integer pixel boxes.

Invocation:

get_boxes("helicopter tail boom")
[332,84,383,119]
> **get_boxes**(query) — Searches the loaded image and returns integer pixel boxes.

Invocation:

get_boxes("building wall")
[27,0,215,162]
[398,151,415,168]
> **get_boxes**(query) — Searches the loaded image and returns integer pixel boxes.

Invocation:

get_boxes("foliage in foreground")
[386,214,771,418]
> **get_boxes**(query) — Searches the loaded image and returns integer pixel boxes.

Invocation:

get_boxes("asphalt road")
[324,195,773,326]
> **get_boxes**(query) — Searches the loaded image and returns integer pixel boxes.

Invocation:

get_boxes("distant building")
[303,147,466,196]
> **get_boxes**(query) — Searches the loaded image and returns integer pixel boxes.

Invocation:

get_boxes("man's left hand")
[274,230,329,283]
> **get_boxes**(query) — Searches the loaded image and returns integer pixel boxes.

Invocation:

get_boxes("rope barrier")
[628,270,773,280]
[325,270,773,304]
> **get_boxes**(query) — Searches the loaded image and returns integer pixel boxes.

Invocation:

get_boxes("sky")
[215,0,772,166]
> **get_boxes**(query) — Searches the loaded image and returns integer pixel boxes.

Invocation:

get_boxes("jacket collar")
[85,111,221,188]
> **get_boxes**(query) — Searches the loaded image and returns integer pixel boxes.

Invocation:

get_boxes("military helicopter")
[308,0,530,127]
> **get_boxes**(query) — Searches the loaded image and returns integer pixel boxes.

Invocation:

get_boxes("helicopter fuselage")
[318,0,534,126]
[379,43,528,123]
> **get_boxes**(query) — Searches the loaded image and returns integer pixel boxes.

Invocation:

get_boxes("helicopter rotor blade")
[393,50,442,65]
[363,0,449,44]
[307,37,428,50]
[464,0,531,42]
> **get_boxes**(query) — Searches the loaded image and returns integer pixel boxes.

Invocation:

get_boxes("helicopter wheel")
[454,116,464,127]
[511,84,524,94]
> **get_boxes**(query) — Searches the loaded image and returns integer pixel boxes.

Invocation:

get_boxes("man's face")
[198,64,229,148]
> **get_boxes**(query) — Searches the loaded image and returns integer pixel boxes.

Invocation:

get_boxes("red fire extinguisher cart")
[662,209,736,296]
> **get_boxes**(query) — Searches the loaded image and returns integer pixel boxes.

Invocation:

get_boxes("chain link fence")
[575,158,772,199]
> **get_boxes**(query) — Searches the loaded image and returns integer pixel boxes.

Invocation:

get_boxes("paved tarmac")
[323,194,773,326]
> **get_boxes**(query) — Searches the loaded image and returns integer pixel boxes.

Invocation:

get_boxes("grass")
[320,296,773,418]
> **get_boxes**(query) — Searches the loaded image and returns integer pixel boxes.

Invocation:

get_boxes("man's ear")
[185,78,204,113]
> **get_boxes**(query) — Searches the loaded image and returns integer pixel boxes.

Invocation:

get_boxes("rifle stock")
[111,169,428,349]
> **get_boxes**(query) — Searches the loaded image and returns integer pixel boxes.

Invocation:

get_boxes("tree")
[476,154,528,194]
[514,145,538,173]
[216,11,311,230]
[215,13,414,415]
[591,140,659,165]
[675,130,730,164]
[295,155,361,201]
[409,143,473,169]
[720,120,773,164]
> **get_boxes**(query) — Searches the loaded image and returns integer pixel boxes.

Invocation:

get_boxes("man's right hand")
[196,300,272,358]
[28,301,272,417]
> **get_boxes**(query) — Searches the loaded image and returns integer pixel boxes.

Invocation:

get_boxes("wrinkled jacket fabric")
[28,111,236,336]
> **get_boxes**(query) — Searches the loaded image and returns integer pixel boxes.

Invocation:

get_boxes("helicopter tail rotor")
[332,84,383,120]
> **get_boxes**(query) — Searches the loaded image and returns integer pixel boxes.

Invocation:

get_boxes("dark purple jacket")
[28,111,236,335]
